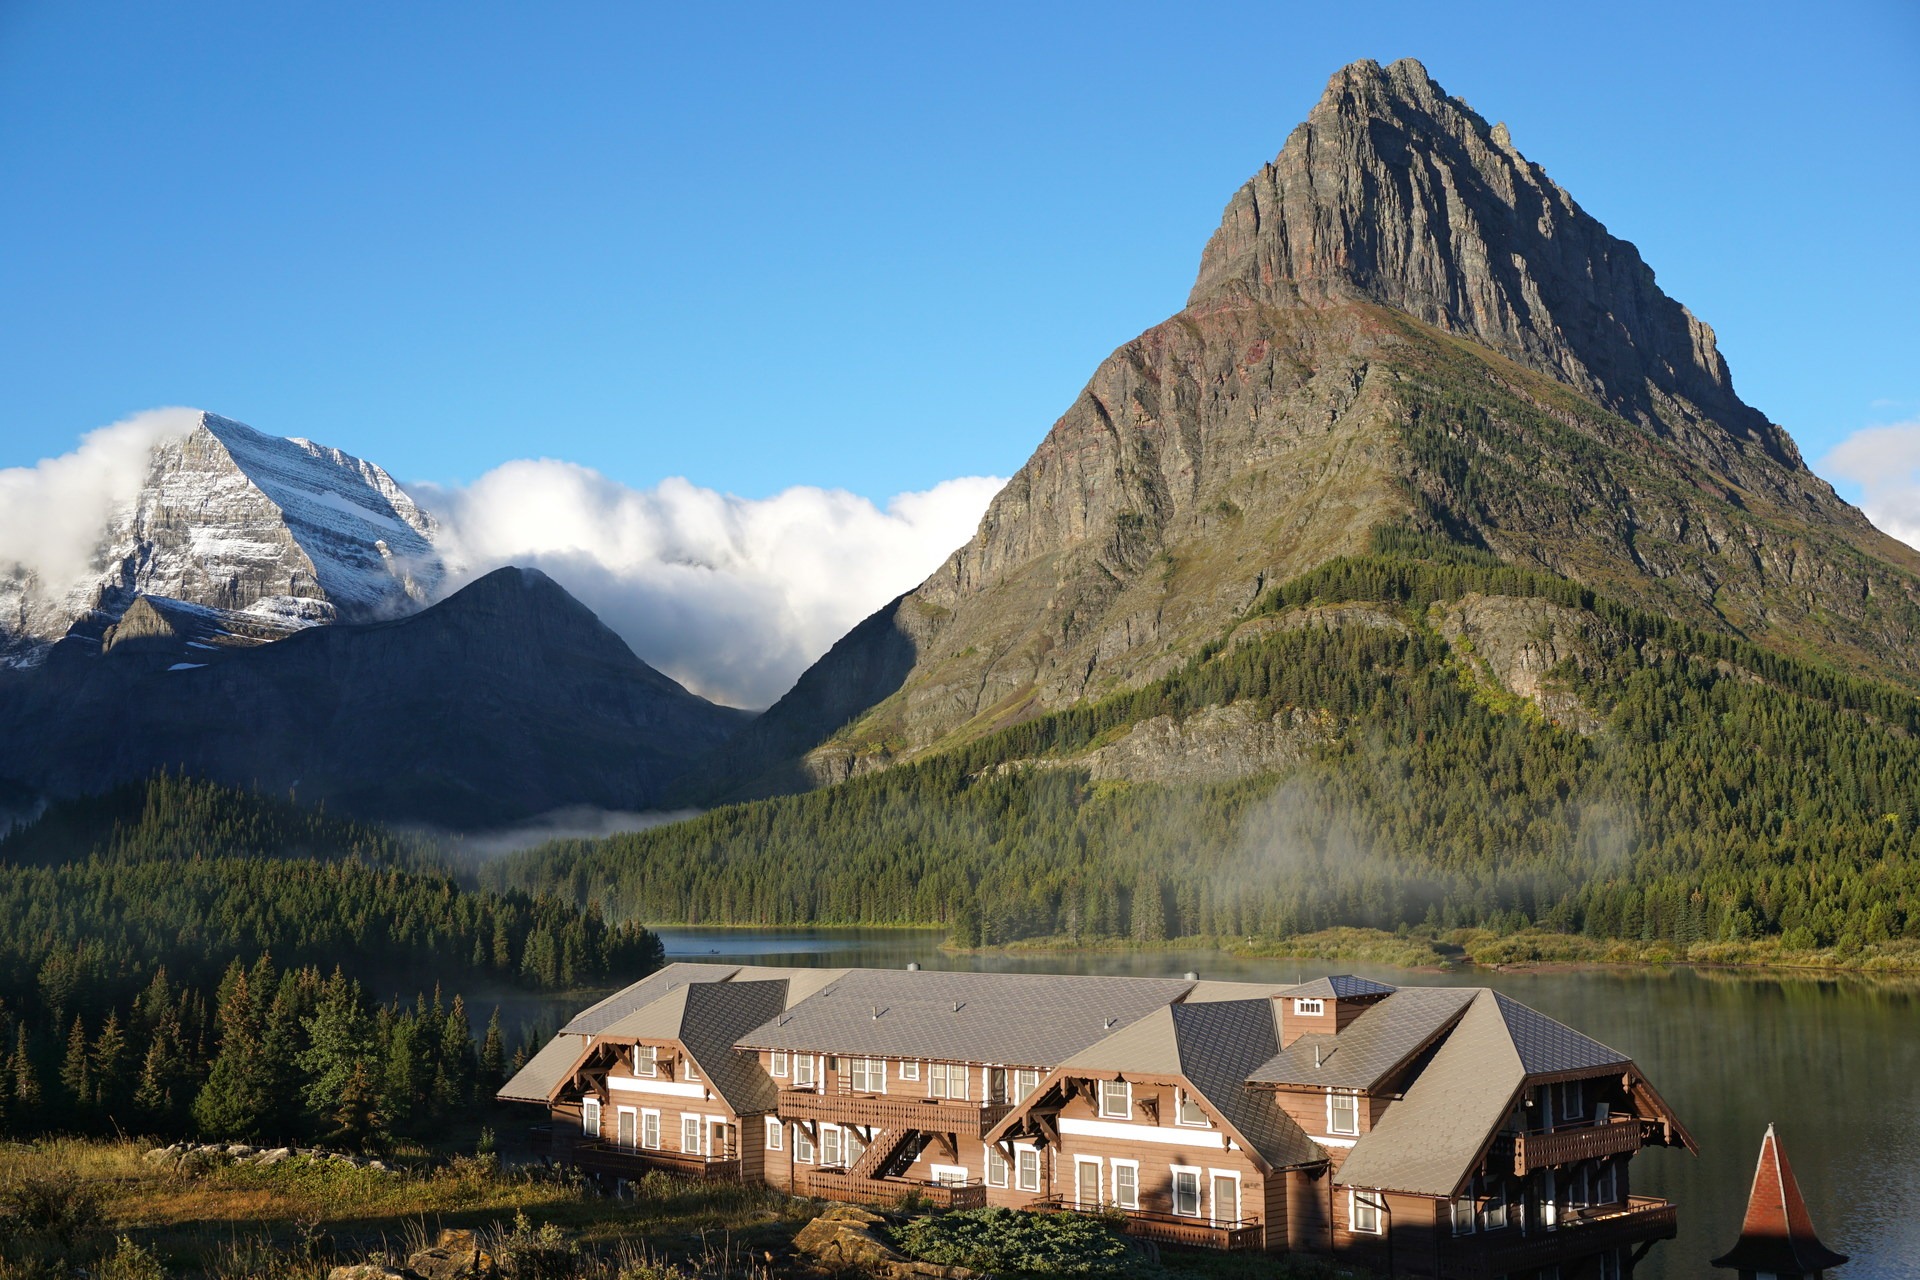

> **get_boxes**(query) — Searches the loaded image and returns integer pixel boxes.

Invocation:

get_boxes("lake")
[523,927,1920,1279]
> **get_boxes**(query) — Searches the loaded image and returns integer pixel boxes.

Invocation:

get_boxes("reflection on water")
[514,928,1919,1279]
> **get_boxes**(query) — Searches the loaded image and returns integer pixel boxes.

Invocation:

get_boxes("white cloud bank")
[418,463,1004,709]
[0,408,198,592]
[1822,421,1920,549]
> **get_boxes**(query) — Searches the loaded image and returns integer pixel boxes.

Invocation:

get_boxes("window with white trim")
[765,1116,782,1150]
[1111,1160,1139,1210]
[1012,1068,1041,1104]
[986,1147,1009,1188]
[683,1058,699,1082]
[1176,1089,1210,1127]
[794,1054,817,1088]
[1294,998,1324,1016]
[899,1059,921,1081]
[822,1124,843,1168]
[616,1107,636,1146]
[793,1126,814,1164]
[1098,1079,1131,1119]
[850,1057,886,1093]
[681,1114,703,1154]
[987,1067,1008,1103]
[770,1051,788,1078]
[1329,1090,1360,1135]
[1451,1195,1475,1235]
[928,1061,969,1100]
[581,1098,601,1137]
[633,1044,657,1076]
[1351,1190,1384,1234]
[641,1109,660,1150]
[1015,1147,1042,1193]
[1171,1167,1202,1217]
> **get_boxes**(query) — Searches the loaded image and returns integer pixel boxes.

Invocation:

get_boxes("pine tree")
[478,1008,508,1098]
[133,1012,193,1133]
[298,969,375,1135]
[434,996,477,1113]
[90,1010,131,1128]
[60,1015,92,1121]
[192,962,271,1139]
[328,1059,382,1152]
[9,1025,44,1130]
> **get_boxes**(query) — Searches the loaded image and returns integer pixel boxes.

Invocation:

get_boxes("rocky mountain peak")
[1189,58,1792,462]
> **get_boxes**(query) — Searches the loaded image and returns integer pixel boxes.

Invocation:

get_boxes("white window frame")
[1351,1189,1384,1234]
[765,1116,782,1151]
[770,1051,788,1078]
[1170,1164,1202,1218]
[681,1113,703,1155]
[1111,1158,1140,1210]
[640,1107,661,1150]
[1074,1156,1103,1210]
[821,1123,843,1168]
[793,1053,817,1088]
[898,1059,921,1082]
[850,1057,887,1094]
[1208,1168,1241,1226]
[930,1163,969,1187]
[793,1125,814,1164]
[1294,997,1324,1016]
[683,1057,700,1082]
[929,1061,969,1100]
[1012,1068,1040,1104]
[633,1044,657,1077]
[1098,1078,1131,1120]
[1451,1195,1476,1235]
[986,1146,1010,1188]
[1328,1089,1360,1136]
[1175,1089,1211,1127]
[1015,1146,1042,1193]
[613,1104,635,1146]
[581,1097,601,1137]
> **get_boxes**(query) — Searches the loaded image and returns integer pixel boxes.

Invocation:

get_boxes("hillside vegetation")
[495,531,1920,960]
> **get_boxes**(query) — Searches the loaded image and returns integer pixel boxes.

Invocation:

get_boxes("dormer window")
[1294,998,1324,1016]
[633,1045,657,1077]
[1099,1079,1131,1119]
[1329,1090,1359,1136]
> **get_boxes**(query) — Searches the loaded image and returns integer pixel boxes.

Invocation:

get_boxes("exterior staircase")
[849,1128,922,1181]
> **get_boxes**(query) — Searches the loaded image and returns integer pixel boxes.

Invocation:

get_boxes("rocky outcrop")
[1080,702,1334,784]
[791,1207,978,1280]
[1434,594,1610,733]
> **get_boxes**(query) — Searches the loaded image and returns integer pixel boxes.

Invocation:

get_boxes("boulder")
[404,1227,496,1279]
[256,1147,293,1166]
[792,1215,900,1270]
[327,1267,414,1280]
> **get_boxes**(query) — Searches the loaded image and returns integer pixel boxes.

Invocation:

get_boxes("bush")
[98,1237,168,1280]
[894,1209,1140,1278]
[0,1172,106,1246]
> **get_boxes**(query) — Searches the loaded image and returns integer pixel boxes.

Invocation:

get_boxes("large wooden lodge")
[501,963,1694,1278]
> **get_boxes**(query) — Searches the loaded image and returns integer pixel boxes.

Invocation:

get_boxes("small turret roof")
[1711,1124,1847,1273]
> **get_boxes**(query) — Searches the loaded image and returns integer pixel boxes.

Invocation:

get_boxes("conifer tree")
[90,1010,131,1127]
[9,1025,43,1130]
[60,1015,91,1120]
[479,1008,508,1097]
[192,963,271,1138]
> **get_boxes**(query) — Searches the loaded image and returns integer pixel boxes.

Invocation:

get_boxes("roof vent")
[1104,1017,1117,1029]
[906,962,920,971]
[1183,971,1198,981]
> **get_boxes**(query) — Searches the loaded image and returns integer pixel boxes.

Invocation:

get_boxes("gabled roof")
[1490,990,1629,1075]
[562,963,746,1035]
[498,1033,589,1103]
[1333,990,1525,1197]
[737,968,1198,1068]
[1279,975,1398,1001]
[1251,986,1476,1089]
[1712,1124,1848,1273]
[674,980,795,1115]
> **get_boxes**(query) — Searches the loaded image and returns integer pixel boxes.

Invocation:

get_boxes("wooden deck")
[796,1165,988,1210]
[566,1137,743,1183]
[1035,1198,1265,1252]
[1493,1116,1661,1174]
[1437,1197,1677,1278]
[779,1087,1012,1139]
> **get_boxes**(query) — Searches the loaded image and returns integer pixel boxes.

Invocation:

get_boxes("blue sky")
[2,1,1916,503]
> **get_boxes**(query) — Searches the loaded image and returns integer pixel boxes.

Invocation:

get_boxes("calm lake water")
[514,928,1919,1279]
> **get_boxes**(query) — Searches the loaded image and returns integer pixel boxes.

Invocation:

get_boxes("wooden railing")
[1437,1197,1676,1279]
[1493,1116,1659,1173]
[779,1088,1013,1138]
[566,1137,742,1183]
[796,1165,987,1210]
[1036,1198,1265,1252]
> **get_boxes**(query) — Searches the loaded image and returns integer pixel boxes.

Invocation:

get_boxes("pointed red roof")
[1712,1124,1847,1273]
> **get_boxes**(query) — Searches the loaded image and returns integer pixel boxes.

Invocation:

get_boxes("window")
[1451,1196,1475,1235]
[1171,1167,1201,1217]
[850,1057,886,1093]
[929,1061,969,1100]
[1012,1069,1040,1103]
[1351,1190,1384,1234]
[822,1125,843,1168]
[1552,1079,1587,1125]
[1294,998,1324,1016]
[765,1116,782,1151]
[793,1126,814,1164]
[683,1058,700,1082]
[1099,1079,1131,1119]
[986,1148,1010,1188]
[581,1098,601,1137]
[931,1164,968,1187]
[681,1114,702,1154]
[846,1130,866,1167]
[1598,1252,1622,1280]
[1016,1147,1042,1193]
[899,1060,921,1081]
[1594,1159,1618,1205]
[794,1054,817,1088]
[1328,1090,1359,1136]
[641,1109,660,1150]
[987,1067,1008,1103]
[1176,1090,1210,1127]
[633,1044,657,1077]
[1111,1160,1139,1210]
[770,1051,788,1078]
[615,1107,635,1147]
[1210,1172,1238,1225]
[1482,1181,1509,1231]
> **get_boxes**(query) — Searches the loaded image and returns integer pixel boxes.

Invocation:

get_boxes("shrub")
[0,1171,106,1246]
[98,1237,168,1280]
[894,1209,1140,1278]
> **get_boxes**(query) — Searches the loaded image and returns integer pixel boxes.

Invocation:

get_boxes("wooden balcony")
[1493,1116,1661,1174]
[796,1165,988,1210]
[1437,1197,1677,1279]
[565,1137,742,1183]
[1036,1198,1265,1252]
[779,1087,1012,1139]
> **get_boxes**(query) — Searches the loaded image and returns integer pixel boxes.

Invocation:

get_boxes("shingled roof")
[1251,986,1476,1089]
[737,968,1198,1068]
[498,1032,589,1103]
[1712,1124,1848,1273]
[1279,975,1398,1001]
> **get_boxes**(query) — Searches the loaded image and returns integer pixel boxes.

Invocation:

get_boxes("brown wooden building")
[502,964,1695,1277]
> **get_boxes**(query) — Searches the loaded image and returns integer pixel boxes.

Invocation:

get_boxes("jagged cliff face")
[1,412,442,664]
[696,58,1920,800]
